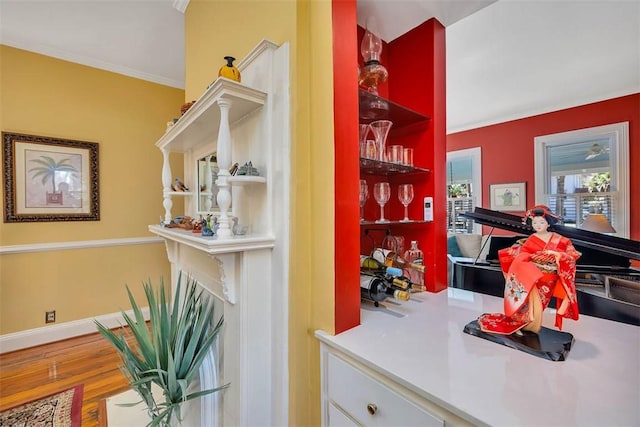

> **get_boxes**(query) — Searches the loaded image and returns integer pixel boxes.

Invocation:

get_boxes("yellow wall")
[0,46,185,333]
[185,0,335,425]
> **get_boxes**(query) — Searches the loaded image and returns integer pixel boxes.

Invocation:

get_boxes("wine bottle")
[385,287,410,301]
[403,241,425,286]
[360,255,403,277]
[362,271,410,290]
[410,283,426,292]
[393,275,425,292]
[360,274,388,306]
[372,248,425,273]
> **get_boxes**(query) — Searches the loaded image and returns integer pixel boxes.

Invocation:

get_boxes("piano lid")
[461,207,640,261]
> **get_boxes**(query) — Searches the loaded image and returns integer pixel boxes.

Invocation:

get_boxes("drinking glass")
[388,145,403,163]
[373,182,391,223]
[402,147,414,166]
[359,124,370,157]
[359,179,369,222]
[365,139,377,160]
[398,184,414,222]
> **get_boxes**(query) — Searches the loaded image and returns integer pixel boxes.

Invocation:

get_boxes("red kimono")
[478,233,580,335]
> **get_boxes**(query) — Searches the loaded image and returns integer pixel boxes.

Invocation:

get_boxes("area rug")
[0,384,83,427]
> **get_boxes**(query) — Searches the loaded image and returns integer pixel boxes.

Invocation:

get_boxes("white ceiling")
[445,0,640,133]
[0,0,185,88]
[356,0,496,39]
[1,1,638,133]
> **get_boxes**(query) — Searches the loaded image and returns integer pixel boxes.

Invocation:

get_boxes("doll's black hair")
[523,205,562,228]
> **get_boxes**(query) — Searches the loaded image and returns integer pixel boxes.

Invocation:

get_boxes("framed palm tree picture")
[2,132,99,222]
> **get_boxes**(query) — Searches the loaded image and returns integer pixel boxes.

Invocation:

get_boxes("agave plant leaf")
[95,273,225,426]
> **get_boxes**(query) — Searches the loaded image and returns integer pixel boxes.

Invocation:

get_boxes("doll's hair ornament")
[523,205,563,226]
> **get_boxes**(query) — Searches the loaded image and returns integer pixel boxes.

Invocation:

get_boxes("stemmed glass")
[373,182,391,223]
[398,184,414,222]
[359,179,369,223]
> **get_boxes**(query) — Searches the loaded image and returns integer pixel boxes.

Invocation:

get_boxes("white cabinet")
[327,353,443,426]
[319,342,473,427]
[328,402,360,427]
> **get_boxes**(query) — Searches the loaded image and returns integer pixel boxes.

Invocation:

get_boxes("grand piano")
[451,207,640,326]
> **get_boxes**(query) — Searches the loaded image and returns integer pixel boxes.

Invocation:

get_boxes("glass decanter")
[358,29,388,95]
[369,120,392,162]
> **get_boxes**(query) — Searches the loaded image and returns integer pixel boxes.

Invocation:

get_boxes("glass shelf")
[359,89,430,128]
[359,158,431,177]
[360,220,430,227]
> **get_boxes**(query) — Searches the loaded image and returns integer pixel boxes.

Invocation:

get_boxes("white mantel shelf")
[148,224,274,255]
[156,77,267,153]
[316,289,640,426]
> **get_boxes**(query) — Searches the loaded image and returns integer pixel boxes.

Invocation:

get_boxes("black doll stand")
[463,319,574,362]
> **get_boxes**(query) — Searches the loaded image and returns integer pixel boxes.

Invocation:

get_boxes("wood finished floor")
[0,331,134,426]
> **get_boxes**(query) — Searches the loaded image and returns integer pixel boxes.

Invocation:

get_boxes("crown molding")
[2,38,185,89]
[173,0,190,13]
[447,88,640,135]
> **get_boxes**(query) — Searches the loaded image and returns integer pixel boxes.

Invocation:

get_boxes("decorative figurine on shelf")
[165,216,194,230]
[218,56,241,82]
[232,217,248,236]
[172,178,189,192]
[229,162,239,176]
[358,28,388,95]
[236,161,259,176]
[201,215,216,237]
[181,100,196,115]
[464,205,581,361]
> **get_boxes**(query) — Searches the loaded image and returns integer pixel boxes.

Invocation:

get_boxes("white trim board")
[0,307,151,354]
[0,236,163,255]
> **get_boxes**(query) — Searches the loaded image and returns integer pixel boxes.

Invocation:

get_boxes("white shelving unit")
[157,77,268,238]
[148,39,290,427]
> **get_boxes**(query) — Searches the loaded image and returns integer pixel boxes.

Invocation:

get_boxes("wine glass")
[373,182,391,223]
[398,184,414,222]
[359,179,369,222]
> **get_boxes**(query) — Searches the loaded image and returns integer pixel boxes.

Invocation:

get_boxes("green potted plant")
[96,275,227,427]
[587,172,611,193]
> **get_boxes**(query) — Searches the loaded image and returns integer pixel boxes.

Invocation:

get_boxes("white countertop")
[316,289,640,427]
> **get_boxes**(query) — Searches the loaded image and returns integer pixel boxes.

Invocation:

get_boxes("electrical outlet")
[46,310,56,323]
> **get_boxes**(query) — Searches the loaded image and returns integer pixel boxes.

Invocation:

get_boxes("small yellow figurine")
[218,56,241,82]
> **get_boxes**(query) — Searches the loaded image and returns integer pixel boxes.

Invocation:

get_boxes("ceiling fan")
[585,143,609,160]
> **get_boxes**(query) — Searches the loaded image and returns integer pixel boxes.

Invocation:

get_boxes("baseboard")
[0,307,150,354]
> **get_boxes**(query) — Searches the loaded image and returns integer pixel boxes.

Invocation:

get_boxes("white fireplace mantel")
[149,39,290,427]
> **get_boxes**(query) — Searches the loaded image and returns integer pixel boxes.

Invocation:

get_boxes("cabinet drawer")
[329,402,361,427]
[327,353,443,427]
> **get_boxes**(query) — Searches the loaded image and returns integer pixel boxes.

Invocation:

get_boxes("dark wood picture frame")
[2,132,99,222]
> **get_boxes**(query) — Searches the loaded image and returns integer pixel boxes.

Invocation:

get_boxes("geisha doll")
[478,205,580,335]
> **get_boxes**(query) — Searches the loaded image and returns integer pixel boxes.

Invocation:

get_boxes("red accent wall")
[332,0,360,333]
[333,9,448,332]
[387,20,448,292]
[447,93,640,242]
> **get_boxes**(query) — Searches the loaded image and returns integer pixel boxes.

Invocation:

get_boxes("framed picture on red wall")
[490,182,526,211]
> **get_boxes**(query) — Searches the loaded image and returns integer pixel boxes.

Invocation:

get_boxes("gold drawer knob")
[367,403,378,415]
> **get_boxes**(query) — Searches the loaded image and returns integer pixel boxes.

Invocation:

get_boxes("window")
[534,122,629,237]
[446,147,482,234]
